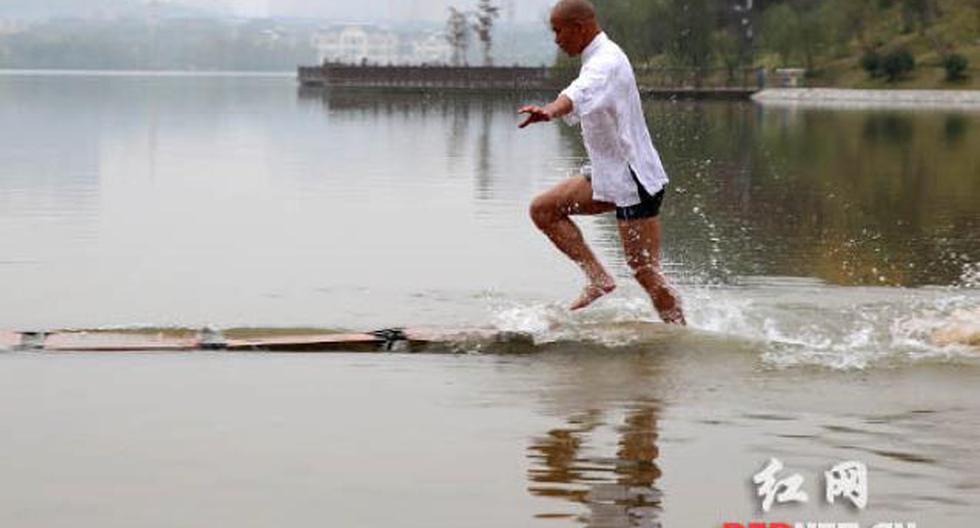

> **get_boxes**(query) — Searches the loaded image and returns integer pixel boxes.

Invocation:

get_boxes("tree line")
[589,0,978,83]
[0,18,318,71]
[446,0,502,66]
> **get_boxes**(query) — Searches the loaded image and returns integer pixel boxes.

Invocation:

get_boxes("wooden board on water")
[0,322,691,353]
[0,331,21,349]
[44,332,199,352]
[226,333,386,352]
[0,327,537,353]
[229,327,535,352]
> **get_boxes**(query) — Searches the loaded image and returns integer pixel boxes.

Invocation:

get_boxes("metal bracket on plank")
[371,328,411,352]
[198,327,228,350]
[17,331,48,351]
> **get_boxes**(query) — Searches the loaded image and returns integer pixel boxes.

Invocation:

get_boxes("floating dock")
[0,327,536,354]
[298,64,761,99]
[299,64,557,91]
[0,322,698,355]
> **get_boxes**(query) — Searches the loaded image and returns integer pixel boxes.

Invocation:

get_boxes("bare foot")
[659,306,687,326]
[570,281,616,311]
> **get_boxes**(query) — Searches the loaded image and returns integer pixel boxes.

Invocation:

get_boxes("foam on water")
[489,265,980,370]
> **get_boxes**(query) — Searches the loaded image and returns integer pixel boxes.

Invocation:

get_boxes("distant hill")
[799,0,980,89]
[0,15,554,72]
[0,0,221,21]
[591,0,980,90]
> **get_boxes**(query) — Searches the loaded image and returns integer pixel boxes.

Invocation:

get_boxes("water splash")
[490,296,658,347]
[692,281,979,369]
[958,262,980,289]
[489,279,979,370]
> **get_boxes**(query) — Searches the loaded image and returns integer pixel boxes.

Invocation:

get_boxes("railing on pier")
[300,63,554,91]
[298,63,767,98]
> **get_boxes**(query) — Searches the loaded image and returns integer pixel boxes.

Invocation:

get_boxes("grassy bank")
[593,0,980,90]
[798,0,980,90]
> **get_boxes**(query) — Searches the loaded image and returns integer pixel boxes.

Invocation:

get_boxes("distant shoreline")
[753,88,980,109]
[0,69,295,77]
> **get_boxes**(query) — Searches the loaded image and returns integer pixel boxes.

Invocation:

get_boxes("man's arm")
[517,94,573,128]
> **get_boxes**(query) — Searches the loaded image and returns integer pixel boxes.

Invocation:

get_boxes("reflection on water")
[0,344,977,527]
[519,346,980,527]
[528,405,663,527]
[655,103,978,287]
[303,86,979,288]
[1,75,978,528]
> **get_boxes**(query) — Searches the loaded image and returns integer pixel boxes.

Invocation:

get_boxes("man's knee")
[529,194,559,228]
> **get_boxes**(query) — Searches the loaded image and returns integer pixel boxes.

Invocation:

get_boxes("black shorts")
[585,168,665,221]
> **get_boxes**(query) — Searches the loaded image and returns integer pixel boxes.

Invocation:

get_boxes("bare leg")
[617,217,686,325]
[529,176,617,310]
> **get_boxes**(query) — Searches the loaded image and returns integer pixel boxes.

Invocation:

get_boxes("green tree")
[818,0,876,56]
[761,1,829,71]
[446,7,470,66]
[796,4,829,71]
[715,29,752,85]
[761,3,800,66]
[665,0,717,85]
[592,0,669,62]
[471,0,500,66]
[901,0,939,33]
[881,48,915,80]
[942,52,968,81]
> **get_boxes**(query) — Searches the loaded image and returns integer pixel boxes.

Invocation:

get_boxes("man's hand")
[518,105,552,128]
[518,96,573,129]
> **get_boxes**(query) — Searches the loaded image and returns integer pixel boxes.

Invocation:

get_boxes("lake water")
[0,72,978,527]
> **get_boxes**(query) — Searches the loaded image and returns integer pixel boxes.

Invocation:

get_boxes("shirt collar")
[581,32,606,63]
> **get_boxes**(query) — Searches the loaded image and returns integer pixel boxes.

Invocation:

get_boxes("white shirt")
[560,32,669,207]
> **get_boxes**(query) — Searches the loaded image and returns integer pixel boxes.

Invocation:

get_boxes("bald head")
[549,0,600,56]
[551,0,597,23]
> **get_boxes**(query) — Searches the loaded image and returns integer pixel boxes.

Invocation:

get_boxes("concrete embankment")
[753,88,980,109]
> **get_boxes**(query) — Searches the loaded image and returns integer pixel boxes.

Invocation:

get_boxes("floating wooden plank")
[0,331,21,350]
[0,327,538,354]
[226,333,386,353]
[44,332,198,352]
[1,323,691,354]
[226,328,535,353]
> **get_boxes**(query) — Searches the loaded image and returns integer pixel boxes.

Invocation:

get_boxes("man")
[518,0,685,325]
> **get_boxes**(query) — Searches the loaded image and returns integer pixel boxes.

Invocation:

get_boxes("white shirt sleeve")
[560,62,608,126]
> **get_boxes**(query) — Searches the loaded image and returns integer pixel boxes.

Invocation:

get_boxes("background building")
[314,25,399,65]
[411,31,451,65]
[0,19,25,35]
[314,25,452,66]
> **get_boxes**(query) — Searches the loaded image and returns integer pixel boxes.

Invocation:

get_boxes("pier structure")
[299,64,554,91]
[298,63,764,99]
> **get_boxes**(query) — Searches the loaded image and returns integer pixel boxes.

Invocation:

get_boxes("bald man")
[518,0,685,325]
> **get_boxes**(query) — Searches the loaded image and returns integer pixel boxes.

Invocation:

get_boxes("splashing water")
[488,271,980,370]
[958,262,980,289]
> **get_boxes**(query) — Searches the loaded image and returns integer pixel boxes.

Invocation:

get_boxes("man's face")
[550,13,584,56]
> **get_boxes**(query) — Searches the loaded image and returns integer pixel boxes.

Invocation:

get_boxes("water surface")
[0,73,978,527]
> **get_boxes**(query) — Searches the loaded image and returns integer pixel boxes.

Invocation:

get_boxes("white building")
[314,25,454,66]
[314,26,400,66]
[0,19,24,35]
[412,32,452,65]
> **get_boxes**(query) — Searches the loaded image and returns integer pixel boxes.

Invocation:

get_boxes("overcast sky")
[188,0,555,23]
